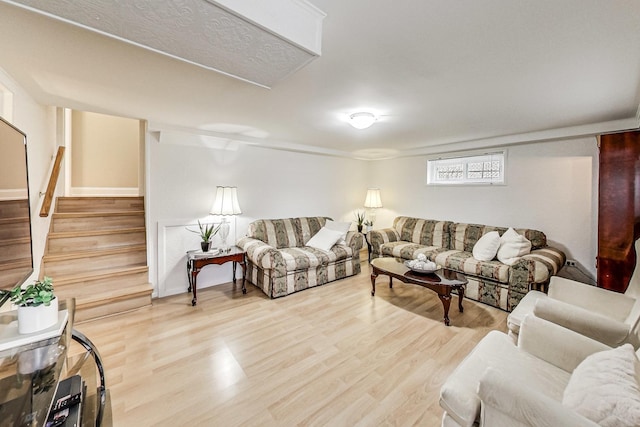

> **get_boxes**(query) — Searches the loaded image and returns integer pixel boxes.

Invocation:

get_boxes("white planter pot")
[17,298,58,334]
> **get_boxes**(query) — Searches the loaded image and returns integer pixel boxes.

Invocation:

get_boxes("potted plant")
[364,220,373,232]
[190,220,220,252]
[355,211,365,233]
[10,276,58,334]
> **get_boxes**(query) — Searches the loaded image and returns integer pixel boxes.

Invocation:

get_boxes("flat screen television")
[0,116,33,306]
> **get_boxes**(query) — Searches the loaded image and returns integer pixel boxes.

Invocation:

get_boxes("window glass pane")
[427,151,505,185]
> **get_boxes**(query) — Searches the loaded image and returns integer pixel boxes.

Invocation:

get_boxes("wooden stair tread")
[68,283,153,308]
[53,211,144,218]
[0,258,31,269]
[43,244,147,262]
[53,266,149,285]
[0,217,29,224]
[48,227,145,239]
[0,237,30,246]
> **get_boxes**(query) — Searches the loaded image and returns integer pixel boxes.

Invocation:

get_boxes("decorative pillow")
[472,231,501,261]
[496,227,531,265]
[325,220,351,245]
[563,344,640,427]
[306,227,344,251]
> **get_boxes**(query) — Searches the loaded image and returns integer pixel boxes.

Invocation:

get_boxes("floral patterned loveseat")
[237,217,364,298]
[368,216,566,311]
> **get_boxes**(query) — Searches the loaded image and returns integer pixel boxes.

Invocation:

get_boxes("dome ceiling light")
[348,112,377,130]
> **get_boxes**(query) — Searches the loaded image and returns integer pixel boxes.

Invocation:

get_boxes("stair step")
[0,258,31,289]
[56,196,144,213]
[0,217,30,240]
[0,200,30,218]
[47,227,146,254]
[42,245,147,278]
[51,212,145,232]
[53,266,149,290]
[71,283,153,323]
[0,237,31,262]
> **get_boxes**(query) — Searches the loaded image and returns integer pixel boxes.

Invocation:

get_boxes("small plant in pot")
[190,220,220,252]
[355,211,366,233]
[10,276,58,334]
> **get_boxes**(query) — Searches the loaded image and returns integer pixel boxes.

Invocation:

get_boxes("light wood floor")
[74,263,507,426]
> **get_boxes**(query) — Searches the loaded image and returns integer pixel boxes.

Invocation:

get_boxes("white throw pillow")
[472,231,501,261]
[563,344,640,427]
[496,228,531,265]
[306,227,344,251]
[325,220,351,245]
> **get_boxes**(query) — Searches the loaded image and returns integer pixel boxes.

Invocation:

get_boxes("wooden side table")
[186,246,246,306]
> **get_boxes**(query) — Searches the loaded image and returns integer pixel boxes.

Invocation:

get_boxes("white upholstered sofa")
[440,315,640,426]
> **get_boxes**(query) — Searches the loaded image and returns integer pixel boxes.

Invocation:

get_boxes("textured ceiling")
[2,0,323,88]
[0,1,639,159]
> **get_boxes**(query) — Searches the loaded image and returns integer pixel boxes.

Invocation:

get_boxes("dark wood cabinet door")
[598,130,640,293]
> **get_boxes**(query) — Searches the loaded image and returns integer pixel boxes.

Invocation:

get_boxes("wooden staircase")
[0,199,32,289]
[42,196,152,322]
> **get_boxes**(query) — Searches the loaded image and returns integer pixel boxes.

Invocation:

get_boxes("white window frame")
[426,150,507,186]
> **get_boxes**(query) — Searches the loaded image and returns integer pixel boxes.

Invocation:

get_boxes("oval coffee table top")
[371,257,467,287]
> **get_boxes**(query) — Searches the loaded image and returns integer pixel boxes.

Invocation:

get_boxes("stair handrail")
[39,146,65,217]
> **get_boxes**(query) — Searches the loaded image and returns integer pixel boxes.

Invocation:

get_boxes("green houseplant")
[355,211,366,233]
[190,220,221,252]
[10,277,58,334]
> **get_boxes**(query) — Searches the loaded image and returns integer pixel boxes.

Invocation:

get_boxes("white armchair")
[507,274,640,348]
[440,315,640,427]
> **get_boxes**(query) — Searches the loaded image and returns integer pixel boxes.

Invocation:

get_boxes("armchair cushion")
[563,344,640,427]
[534,298,631,347]
[478,368,599,427]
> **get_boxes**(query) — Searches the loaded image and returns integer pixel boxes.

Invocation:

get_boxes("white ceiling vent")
[2,0,325,88]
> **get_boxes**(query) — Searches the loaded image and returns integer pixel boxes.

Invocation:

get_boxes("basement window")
[426,151,506,185]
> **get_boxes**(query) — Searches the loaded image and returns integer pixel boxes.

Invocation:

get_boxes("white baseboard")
[70,187,139,196]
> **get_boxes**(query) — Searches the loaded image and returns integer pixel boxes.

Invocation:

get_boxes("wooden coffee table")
[370,257,467,326]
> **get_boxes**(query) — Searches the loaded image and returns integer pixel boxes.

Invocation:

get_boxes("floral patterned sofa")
[368,216,566,311]
[237,217,364,298]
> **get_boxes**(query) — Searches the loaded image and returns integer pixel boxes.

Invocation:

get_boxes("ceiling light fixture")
[348,112,377,130]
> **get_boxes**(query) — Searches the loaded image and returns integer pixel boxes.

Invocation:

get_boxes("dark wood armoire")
[597,130,640,293]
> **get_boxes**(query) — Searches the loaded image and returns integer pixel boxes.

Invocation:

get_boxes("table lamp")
[210,186,242,250]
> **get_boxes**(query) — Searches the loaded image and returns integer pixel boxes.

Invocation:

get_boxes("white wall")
[0,68,58,283]
[369,137,599,277]
[147,130,368,297]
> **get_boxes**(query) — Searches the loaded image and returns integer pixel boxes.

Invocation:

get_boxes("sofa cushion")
[306,227,344,251]
[563,343,640,427]
[279,247,330,271]
[393,216,451,248]
[325,220,351,245]
[497,228,532,265]
[472,231,501,261]
[247,217,327,249]
[450,222,547,252]
[434,250,510,283]
[379,241,442,261]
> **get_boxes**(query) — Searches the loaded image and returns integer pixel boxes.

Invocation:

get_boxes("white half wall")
[147,130,367,297]
[369,137,599,277]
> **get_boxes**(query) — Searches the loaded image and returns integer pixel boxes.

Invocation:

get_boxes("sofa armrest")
[548,276,636,321]
[368,228,400,257]
[344,231,364,252]
[478,368,599,427]
[236,236,285,275]
[533,298,630,347]
[518,315,610,372]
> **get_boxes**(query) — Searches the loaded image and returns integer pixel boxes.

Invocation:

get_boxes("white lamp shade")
[349,112,377,130]
[364,188,382,208]
[210,186,242,215]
